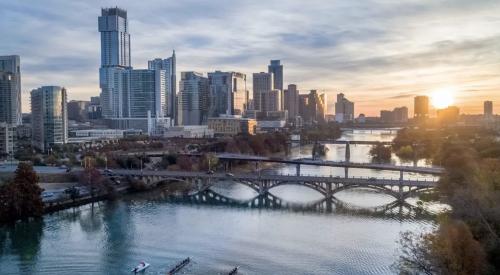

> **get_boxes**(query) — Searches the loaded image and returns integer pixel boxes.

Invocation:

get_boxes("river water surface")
[0,130,439,274]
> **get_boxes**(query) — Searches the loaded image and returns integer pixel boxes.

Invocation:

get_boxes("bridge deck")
[110,169,437,188]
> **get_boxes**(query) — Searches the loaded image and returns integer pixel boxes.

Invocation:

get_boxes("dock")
[167,257,191,275]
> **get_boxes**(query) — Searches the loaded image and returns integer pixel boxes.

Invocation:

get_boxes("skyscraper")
[268,60,283,91]
[335,93,354,123]
[98,7,131,118]
[484,101,493,119]
[208,71,247,117]
[0,55,22,125]
[284,84,299,121]
[31,86,68,152]
[414,96,429,119]
[309,90,327,123]
[148,51,177,120]
[178,72,209,125]
[129,69,166,118]
[252,72,273,111]
[261,89,282,112]
[98,7,131,67]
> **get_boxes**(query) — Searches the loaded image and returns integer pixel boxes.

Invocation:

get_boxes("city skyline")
[1,1,500,115]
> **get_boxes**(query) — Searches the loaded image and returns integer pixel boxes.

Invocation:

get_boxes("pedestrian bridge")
[107,169,438,201]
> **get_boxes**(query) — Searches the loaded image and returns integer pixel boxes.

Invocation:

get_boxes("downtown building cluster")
[1,7,498,155]
[96,7,329,136]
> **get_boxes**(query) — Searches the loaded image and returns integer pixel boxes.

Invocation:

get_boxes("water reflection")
[0,219,44,273]
[153,188,435,221]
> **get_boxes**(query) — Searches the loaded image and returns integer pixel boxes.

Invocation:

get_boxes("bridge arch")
[265,181,327,196]
[331,184,401,200]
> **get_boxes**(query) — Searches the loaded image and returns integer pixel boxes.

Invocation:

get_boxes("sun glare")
[431,88,455,109]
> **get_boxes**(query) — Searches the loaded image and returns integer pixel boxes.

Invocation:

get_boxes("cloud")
[1,0,499,114]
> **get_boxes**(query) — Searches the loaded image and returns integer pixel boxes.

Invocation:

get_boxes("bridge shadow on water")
[156,188,435,221]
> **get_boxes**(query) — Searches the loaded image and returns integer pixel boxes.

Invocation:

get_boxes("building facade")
[148,51,177,120]
[261,89,282,112]
[98,7,132,118]
[484,101,493,119]
[129,69,166,118]
[208,115,256,136]
[0,55,22,125]
[335,93,354,123]
[0,123,15,157]
[414,96,429,119]
[252,72,273,111]
[67,100,90,122]
[268,60,283,91]
[178,72,209,125]
[284,84,299,121]
[31,86,68,152]
[208,71,247,117]
[380,106,408,123]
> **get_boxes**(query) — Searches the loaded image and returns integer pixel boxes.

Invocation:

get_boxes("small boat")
[132,261,150,273]
[228,266,240,275]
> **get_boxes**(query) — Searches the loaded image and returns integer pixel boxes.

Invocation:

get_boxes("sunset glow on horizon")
[1,1,499,115]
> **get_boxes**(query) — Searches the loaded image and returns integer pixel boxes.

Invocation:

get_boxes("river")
[0,129,439,274]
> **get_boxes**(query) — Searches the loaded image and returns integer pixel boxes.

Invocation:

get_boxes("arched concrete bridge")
[107,169,437,201]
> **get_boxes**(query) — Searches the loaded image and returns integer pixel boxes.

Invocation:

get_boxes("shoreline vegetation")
[392,126,500,274]
[0,127,341,223]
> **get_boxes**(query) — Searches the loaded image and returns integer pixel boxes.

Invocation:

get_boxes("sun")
[431,88,455,109]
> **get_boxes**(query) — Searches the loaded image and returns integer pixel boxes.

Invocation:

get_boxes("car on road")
[104,169,114,174]
[226,173,234,177]
[206,170,214,175]
[42,191,54,198]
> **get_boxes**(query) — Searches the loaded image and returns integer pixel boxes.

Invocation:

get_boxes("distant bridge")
[214,153,444,176]
[107,169,437,201]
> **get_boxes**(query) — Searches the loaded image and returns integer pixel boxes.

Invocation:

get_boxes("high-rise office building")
[98,7,132,118]
[309,90,327,123]
[178,72,209,125]
[298,94,310,122]
[208,71,247,117]
[31,86,68,152]
[148,51,177,120]
[129,69,166,118]
[67,100,90,122]
[484,101,493,119]
[268,60,283,91]
[284,84,299,121]
[0,55,22,125]
[335,93,354,123]
[380,106,408,123]
[252,72,273,111]
[414,96,429,119]
[437,106,460,125]
[261,89,282,112]
[98,8,131,68]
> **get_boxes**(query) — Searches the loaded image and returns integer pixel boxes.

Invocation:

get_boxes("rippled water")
[0,129,437,274]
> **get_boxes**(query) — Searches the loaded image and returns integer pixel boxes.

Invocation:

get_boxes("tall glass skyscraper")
[148,51,177,120]
[178,72,209,125]
[31,86,68,152]
[268,60,283,91]
[0,55,22,125]
[98,7,131,118]
[208,71,247,117]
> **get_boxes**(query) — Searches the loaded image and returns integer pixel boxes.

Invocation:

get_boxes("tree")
[369,142,392,163]
[0,163,44,223]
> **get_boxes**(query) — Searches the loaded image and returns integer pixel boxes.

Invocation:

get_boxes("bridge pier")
[325,182,332,199]
[345,142,351,163]
[398,170,404,201]
[296,164,301,176]
[344,167,349,178]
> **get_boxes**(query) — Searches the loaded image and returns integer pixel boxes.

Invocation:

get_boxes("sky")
[1,0,499,116]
